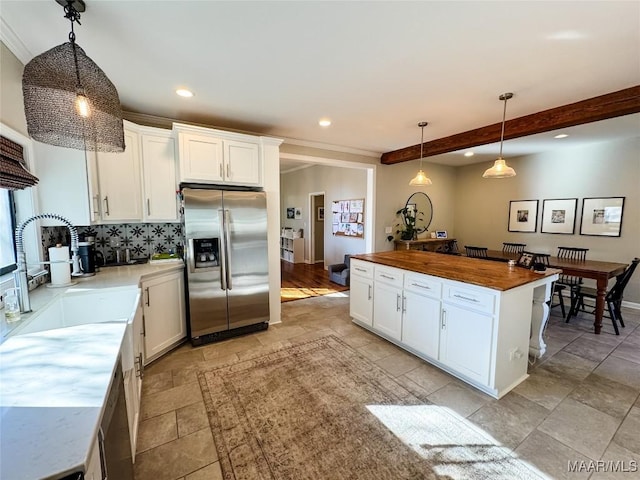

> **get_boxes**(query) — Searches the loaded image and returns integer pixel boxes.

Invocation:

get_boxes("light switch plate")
[385,226,392,234]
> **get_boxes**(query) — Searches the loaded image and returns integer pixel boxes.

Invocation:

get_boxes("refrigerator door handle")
[187,238,196,273]
[224,209,233,290]
[218,209,228,290]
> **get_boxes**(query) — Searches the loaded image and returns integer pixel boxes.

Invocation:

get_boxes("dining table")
[481,250,628,334]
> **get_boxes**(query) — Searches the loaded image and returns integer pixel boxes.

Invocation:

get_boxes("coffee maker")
[77,240,104,276]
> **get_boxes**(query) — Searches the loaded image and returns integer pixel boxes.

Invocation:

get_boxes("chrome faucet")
[13,213,82,313]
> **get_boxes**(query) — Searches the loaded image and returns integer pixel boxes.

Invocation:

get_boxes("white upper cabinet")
[224,139,260,185]
[33,142,97,226]
[178,132,224,183]
[140,128,178,222]
[96,126,143,222]
[34,120,182,225]
[174,123,262,186]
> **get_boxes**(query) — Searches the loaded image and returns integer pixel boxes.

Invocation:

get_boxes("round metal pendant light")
[22,0,124,152]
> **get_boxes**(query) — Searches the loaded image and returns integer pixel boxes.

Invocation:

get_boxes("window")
[1,188,17,275]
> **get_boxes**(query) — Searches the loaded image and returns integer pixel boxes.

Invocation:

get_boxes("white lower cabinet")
[373,282,403,340]
[141,270,186,364]
[372,266,404,340]
[350,259,374,326]
[123,300,144,461]
[350,275,373,326]
[402,291,441,360]
[439,303,493,385]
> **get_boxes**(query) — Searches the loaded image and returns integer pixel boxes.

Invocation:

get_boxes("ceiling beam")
[381,85,640,165]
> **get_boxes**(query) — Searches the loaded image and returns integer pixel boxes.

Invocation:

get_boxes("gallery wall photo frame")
[508,200,539,233]
[541,198,577,234]
[579,197,625,237]
[286,207,295,219]
[317,207,324,221]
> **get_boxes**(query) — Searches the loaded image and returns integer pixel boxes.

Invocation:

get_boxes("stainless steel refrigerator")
[182,186,269,346]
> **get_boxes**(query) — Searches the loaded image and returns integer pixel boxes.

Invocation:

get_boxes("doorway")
[309,192,324,265]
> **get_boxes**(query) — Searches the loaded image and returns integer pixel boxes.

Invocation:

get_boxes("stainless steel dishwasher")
[98,358,133,480]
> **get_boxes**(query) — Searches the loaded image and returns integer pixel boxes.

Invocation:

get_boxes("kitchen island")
[350,251,559,398]
[0,261,184,480]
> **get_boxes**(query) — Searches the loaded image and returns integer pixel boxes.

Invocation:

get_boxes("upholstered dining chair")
[464,246,488,258]
[532,252,567,317]
[566,258,639,335]
[502,242,526,254]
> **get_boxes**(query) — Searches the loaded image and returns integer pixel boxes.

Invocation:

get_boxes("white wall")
[374,160,458,251]
[281,165,367,266]
[454,137,640,302]
[0,42,27,136]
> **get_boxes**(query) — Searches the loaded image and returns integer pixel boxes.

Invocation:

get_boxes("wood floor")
[280,260,349,302]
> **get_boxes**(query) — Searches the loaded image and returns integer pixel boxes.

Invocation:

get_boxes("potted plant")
[387,206,423,241]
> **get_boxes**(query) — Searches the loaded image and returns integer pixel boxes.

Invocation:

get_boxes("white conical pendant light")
[483,93,516,178]
[409,121,432,186]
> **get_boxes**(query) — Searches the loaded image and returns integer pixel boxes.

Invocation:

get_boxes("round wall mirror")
[405,192,433,233]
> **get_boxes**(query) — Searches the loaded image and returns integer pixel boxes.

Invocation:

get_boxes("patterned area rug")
[197,336,549,480]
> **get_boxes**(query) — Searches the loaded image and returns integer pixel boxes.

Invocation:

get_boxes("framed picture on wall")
[579,197,625,237]
[541,198,577,234]
[508,200,539,233]
[294,208,302,220]
[286,207,295,219]
[317,207,324,221]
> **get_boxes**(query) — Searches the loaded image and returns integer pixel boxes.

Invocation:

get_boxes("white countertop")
[0,261,183,480]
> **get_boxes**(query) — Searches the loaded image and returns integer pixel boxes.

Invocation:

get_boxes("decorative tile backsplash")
[42,223,183,263]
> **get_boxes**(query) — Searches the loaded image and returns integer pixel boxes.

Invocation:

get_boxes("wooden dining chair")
[502,242,526,254]
[532,252,567,317]
[566,258,639,335]
[464,246,488,258]
[556,247,589,309]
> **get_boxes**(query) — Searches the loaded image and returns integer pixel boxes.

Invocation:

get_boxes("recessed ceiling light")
[554,133,569,139]
[464,151,474,157]
[318,119,331,127]
[176,88,194,98]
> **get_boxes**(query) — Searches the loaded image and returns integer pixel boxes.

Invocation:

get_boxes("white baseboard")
[622,300,640,310]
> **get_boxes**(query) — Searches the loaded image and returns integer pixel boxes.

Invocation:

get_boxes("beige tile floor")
[134,294,640,480]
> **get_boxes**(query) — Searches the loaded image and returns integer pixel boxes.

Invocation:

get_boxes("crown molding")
[282,137,381,158]
[0,18,32,65]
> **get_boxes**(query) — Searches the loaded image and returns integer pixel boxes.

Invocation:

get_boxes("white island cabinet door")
[402,291,441,360]
[373,281,403,341]
[439,303,493,385]
[350,275,373,326]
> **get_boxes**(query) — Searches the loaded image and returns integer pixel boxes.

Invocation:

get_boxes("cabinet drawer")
[351,259,374,279]
[374,265,404,288]
[443,283,495,315]
[404,272,442,298]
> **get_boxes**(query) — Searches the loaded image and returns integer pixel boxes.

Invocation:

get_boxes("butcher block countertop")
[352,251,558,291]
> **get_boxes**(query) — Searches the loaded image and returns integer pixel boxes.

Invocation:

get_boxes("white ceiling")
[1,1,639,170]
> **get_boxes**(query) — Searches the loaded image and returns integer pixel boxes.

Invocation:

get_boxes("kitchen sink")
[9,287,141,337]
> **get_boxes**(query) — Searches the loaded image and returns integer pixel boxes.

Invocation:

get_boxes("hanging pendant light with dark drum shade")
[22,0,125,152]
[409,121,433,186]
[483,93,516,178]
